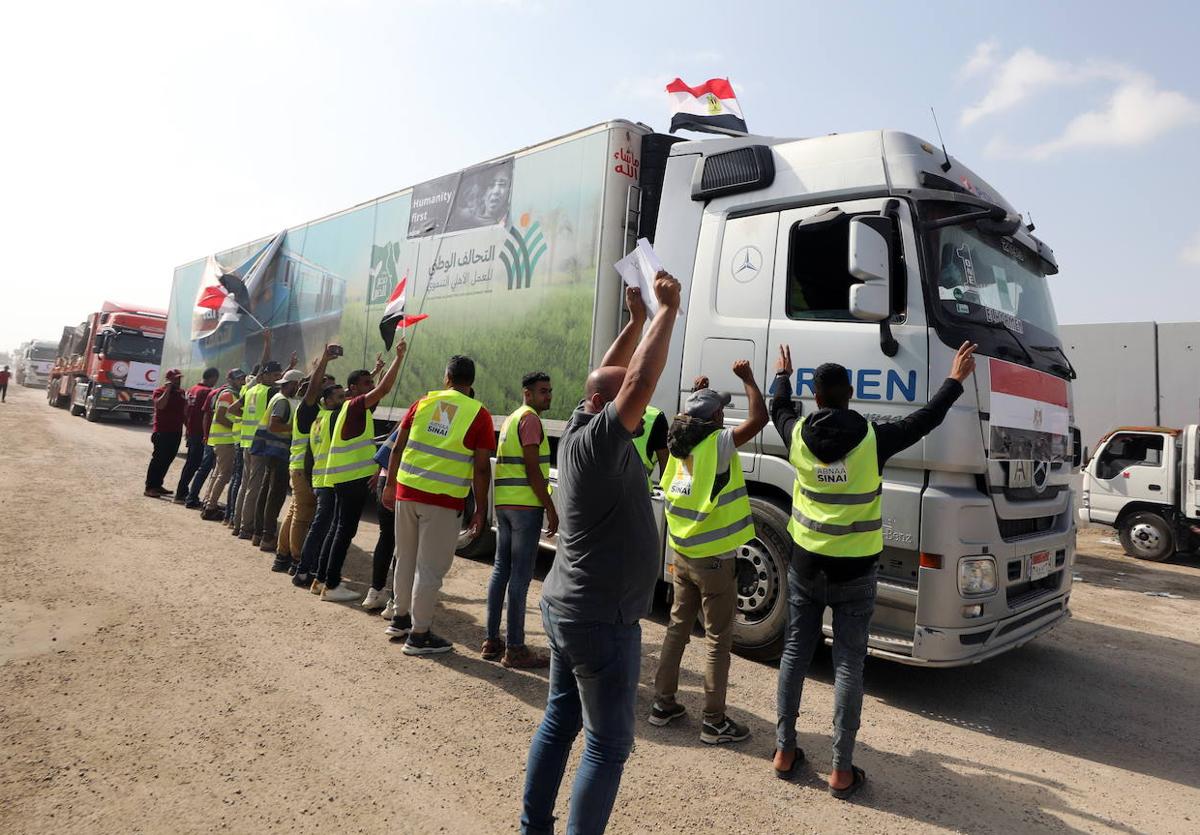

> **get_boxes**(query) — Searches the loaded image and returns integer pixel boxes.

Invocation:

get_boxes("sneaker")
[287,562,298,576]
[648,702,687,727]
[361,588,389,611]
[185,500,203,509]
[480,638,504,661]
[259,537,278,553]
[144,488,163,498]
[309,579,324,595]
[292,572,311,588]
[251,534,262,547]
[380,598,397,620]
[501,645,549,669]
[201,507,223,521]
[700,715,751,745]
[384,613,412,638]
[320,584,359,603]
[151,486,171,496]
[402,630,452,656]
[270,554,291,573]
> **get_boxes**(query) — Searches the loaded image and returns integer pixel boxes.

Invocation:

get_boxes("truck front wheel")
[731,496,793,661]
[1118,511,1175,562]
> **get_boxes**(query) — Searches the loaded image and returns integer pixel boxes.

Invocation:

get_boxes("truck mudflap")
[842,591,1071,667]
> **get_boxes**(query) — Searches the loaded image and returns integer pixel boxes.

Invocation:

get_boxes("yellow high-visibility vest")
[323,400,376,485]
[396,389,483,499]
[494,404,549,507]
[787,418,883,557]
[661,432,753,558]
[309,407,333,488]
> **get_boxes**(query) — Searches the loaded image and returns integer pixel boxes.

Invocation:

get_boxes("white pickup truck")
[1079,425,1200,560]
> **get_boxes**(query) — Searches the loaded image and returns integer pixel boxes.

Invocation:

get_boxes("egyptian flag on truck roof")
[379,274,428,349]
[666,77,747,135]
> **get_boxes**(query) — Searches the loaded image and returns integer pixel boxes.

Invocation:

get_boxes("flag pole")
[233,302,270,333]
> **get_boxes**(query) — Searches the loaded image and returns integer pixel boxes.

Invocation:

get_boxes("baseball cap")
[164,368,182,380]
[228,367,246,380]
[683,388,732,420]
[280,369,304,383]
[261,360,283,374]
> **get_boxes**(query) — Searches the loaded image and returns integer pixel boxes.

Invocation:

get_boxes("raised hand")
[949,341,978,382]
[732,360,754,383]
[372,353,385,376]
[652,270,681,312]
[395,336,407,359]
[776,344,793,376]
[692,375,710,391]
[625,286,646,321]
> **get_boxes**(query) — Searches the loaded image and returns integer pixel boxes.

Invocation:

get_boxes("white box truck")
[1079,425,1200,561]
[163,120,1078,665]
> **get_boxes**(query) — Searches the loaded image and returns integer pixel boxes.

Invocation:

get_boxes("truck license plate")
[1028,550,1052,581]
[1008,460,1034,488]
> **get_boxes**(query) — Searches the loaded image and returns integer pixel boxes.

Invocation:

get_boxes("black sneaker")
[291,572,311,588]
[287,563,298,576]
[384,614,412,639]
[648,702,687,727]
[185,500,203,510]
[402,630,452,655]
[270,554,291,573]
[700,715,751,745]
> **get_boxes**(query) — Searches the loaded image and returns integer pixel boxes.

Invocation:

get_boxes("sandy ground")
[2,384,1199,834]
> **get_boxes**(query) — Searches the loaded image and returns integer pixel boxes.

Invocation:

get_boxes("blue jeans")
[522,602,640,835]
[775,559,877,771]
[486,507,543,646]
[298,486,337,579]
[186,445,216,505]
[224,447,244,522]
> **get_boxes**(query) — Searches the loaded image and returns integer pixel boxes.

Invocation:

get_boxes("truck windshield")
[107,333,163,362]
[31,347,57,360]
[923,207,1065,376]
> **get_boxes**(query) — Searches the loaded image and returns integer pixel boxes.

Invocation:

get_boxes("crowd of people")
[141,272,977,834]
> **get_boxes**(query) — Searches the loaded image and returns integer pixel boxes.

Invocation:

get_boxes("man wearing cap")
[770,341,976,798]
[276,350,338,574]
[230,357,287,541]
[649,359,767,745]
[174,367,219,506]
[144,369,186,498]
[256,367,305,559]
[201,368,246,520]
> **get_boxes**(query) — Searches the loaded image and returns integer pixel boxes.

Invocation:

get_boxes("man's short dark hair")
[202,366,219,384]
[347,369,371,387]
[322,374,335,384]
[813,363,853,408]
[321,384,344,401]
[447,355,476,386]
[522,371,550,389]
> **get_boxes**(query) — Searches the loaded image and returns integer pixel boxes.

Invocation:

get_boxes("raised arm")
[730,359,768,447]
[305,344,338,406]
[599,286,647,369]
[257,329,272,370]
[365,340,406,410]
[613,271,681,433]
[769,344,799,450]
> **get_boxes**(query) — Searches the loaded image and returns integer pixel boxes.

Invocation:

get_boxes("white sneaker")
[320,584,359,603]
[362,587,389,610]
[381,598,397,619]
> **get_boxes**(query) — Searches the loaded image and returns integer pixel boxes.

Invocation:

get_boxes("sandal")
[829,766,867,800]
[773,747,805,780]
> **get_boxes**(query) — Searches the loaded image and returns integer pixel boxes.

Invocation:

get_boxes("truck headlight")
[958,557,997,596]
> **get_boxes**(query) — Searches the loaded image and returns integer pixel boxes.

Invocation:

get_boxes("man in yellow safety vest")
[382,354,496,655]
[649,359,767,745]
[770,341,976,798]
[632,405,668,487]
[482,371,557,669]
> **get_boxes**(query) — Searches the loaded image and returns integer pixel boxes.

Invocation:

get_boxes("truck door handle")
[1149,484,1161,491]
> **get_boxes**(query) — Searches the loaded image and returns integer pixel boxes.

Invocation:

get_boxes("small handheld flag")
[379,275,429,349]
[666,77,747,135]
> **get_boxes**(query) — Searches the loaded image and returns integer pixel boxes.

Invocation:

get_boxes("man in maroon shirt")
[173,367,218,505]
[145,369,187,497]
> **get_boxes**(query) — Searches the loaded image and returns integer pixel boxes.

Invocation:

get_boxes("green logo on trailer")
[501,218,547,290]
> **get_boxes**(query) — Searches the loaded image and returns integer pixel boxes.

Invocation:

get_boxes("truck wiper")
[1032,343,1077,379]
[976,317,1035,365]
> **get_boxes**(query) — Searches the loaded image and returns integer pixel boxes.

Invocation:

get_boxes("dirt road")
[2,386,1198,834]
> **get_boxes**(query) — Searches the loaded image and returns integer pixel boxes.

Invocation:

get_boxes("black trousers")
[255,456,290,537]
[372,492,396,591]
[0,382,7,401]
[323,477,372,590]
[174,434,205,500]
[146,431,182,489]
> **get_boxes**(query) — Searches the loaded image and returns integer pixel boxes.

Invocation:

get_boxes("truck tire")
[731,496,793,661]
[84,396,100,422]
[69,398,85,417]
[1118,511,1175,562]
[454,492,496,560]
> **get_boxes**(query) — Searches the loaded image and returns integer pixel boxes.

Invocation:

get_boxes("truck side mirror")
[848,216,891,323]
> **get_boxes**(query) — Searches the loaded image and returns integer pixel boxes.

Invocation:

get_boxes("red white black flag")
[379,274,428,349]
[666,77,747,135]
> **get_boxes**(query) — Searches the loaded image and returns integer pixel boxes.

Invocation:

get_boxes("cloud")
[959,45,1200,159]
[1181,229,1200,266]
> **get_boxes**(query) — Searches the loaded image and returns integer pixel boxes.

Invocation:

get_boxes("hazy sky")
[2,0,1197,349]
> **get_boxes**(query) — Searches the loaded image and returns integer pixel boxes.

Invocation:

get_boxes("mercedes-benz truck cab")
[648,130,1076,665]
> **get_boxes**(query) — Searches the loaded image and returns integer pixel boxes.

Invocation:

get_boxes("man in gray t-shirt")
[522,273,681,835]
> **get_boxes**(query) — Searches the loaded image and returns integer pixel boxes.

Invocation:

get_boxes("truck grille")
[997,516,1055,540]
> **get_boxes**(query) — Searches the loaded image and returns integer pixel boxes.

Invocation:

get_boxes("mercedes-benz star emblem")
[731,246,762,283]
[1031,461,1050,494]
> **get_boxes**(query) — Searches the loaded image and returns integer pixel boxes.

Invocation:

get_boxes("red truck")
[46,302,168,423]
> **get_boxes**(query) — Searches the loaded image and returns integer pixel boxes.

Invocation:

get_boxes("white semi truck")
[16,339,58,387]
[164,120,1078,666]
[1079,425,1200,561]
